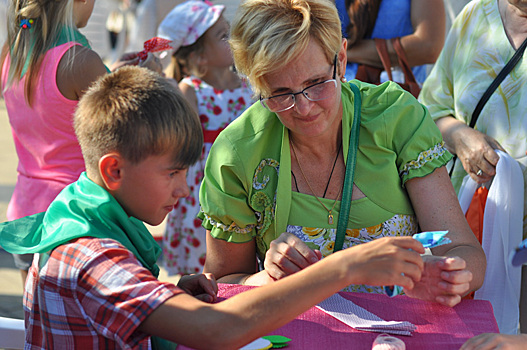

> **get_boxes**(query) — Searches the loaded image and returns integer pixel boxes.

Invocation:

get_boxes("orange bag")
[465,186,489,245]
[463,185,489,300]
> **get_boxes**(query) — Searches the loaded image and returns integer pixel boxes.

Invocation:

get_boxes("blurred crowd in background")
[0,0,470,69]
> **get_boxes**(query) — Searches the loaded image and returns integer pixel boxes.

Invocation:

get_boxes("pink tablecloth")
[180,283,499,350]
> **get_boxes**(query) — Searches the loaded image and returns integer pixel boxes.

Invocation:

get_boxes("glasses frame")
[260,55,338,113]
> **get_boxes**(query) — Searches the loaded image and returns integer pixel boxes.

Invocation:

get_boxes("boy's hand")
[403,256,472,307]
[344,236,424,289]
[177,273,218,303]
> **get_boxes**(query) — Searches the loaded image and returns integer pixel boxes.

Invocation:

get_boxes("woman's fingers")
[264,232,321,279]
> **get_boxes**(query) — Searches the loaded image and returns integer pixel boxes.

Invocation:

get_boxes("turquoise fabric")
[20,26,93,77]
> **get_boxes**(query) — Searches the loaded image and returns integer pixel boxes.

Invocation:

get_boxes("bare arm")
[347,0,445,67]
[404,166,486,306]
[141,236,425,349]
[435,116,504,183]
[56,46,108,101]
[203,230,274,285]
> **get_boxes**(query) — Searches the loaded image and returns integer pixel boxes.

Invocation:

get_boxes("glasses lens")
[303,80,337,102]
[262,94,294,112]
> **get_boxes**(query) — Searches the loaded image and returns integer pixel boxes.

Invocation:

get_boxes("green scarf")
[0,173,179,348]
[0,172,161,277]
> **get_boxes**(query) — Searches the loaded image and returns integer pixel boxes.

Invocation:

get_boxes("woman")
[419,0,527,331]
[200,0,485,307]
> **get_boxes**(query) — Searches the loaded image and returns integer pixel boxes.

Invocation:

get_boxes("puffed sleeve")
[198,134,258,243]
[360,82,452,185]
[385,86,452,184]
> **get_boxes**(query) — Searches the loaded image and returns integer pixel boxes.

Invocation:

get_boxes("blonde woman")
[200,0,485,307]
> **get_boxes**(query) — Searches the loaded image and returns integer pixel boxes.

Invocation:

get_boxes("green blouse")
[199,81,451,260]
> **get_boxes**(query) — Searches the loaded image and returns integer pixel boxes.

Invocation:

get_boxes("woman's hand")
[436,116,504,183]
[403,255,472,307]
[453,127,503,183]
[177,273,218,303]
[460,333,527,350]
[264,232,322,280]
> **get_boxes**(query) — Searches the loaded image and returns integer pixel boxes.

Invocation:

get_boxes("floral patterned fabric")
[288,214,418,294]
[162,76,254,275]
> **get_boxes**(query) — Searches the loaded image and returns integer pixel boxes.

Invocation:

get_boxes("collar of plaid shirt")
[0,172,161,277]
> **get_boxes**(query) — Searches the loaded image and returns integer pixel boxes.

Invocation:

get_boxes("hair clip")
[20,19,34,29]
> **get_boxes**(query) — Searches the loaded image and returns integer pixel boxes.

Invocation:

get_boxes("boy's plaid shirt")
[24,237,183,349]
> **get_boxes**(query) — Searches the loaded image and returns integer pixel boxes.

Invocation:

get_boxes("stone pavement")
[0,99,179,321]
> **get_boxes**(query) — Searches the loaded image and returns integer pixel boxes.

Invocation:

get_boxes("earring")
[341,77,347,83]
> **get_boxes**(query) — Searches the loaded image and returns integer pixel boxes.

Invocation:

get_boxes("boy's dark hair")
[74,66,203,173]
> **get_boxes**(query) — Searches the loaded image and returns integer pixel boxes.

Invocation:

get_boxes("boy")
[0,66,426,349]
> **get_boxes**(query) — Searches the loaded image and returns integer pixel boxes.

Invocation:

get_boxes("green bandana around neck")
[0,173,161,277]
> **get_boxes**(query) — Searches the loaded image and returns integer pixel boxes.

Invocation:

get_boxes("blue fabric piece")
[384,230,451,297]
[413,230,452,248]
[337,0,427,82]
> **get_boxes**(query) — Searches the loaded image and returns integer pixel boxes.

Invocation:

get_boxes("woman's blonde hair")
[230,0,342,96]
[1,0,76,105]
[74,66,203,174]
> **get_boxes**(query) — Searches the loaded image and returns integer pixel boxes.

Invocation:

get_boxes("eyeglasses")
[260,55,338,113]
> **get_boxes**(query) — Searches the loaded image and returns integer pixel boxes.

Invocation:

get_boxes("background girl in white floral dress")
[158,0,254,274]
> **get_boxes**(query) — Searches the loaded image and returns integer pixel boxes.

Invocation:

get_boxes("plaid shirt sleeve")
[25,237,184,349]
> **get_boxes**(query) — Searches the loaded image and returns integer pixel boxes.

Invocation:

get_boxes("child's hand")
[344,236,424,289]
[177,273,218,303]
[138,52,164,75]
[109,52,141,71]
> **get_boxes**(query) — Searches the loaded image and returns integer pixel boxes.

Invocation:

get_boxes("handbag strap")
[470,37,527,128]
[391,37,420,93]
[374,38,420,97]
[449,37,527,176]
[374,38,393,81]
[334,83,361,253]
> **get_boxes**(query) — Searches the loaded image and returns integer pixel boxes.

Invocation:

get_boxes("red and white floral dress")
[162,76,254,275]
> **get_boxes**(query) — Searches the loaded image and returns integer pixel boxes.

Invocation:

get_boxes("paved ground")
[0,99,179,321]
